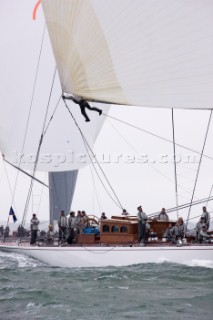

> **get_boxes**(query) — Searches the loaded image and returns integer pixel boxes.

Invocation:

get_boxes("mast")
[49,170,78,224]
[171,109,179,219]
[186,110,212,228]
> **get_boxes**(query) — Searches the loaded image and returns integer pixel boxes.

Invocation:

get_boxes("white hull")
[0,244,213,268]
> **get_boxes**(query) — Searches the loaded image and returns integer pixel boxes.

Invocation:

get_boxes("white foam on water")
[26,302,36,309]
[156,257,171,263]
[25,301,42,312]
[144,277,158,281]
[94,274,123,280]
[0,251,42,268]
[184,259,213,269]
[15,254,39,268]
[152,256,213,269]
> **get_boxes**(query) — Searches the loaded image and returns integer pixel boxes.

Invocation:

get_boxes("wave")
[0,251,44,269]
[0,250,213,270]
[184,259,213,269]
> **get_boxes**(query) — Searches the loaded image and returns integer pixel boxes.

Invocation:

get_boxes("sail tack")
[42,0,213,109]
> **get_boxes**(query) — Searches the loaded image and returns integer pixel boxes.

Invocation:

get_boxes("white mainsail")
[42,0,213,109]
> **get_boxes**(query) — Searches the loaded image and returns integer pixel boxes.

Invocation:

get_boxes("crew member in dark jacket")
[63,94,102,122]
[58,210,67,242]
[137,206,147,245]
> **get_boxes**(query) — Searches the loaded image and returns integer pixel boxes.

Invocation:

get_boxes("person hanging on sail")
[62,94,102,122]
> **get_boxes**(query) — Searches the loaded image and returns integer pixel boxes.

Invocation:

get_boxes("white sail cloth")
[42,0,213,109]
[0,98,107,172]
[0,0,108,172]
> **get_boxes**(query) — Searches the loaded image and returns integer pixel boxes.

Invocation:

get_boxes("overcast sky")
[0,0,213,227]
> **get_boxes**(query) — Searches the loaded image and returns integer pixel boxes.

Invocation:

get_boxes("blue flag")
[9,207,15,215]
[9,206,17,223]
[12,214,17,223]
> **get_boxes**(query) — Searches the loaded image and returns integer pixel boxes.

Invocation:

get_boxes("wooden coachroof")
[77,215,175,245]
[99,216,175,245]
[100,218,138,244]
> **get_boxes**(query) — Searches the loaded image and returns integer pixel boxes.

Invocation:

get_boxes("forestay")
[42,0,213,109]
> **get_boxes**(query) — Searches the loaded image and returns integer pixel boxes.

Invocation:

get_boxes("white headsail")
[0,0,108,173]
[0,0,109,222]
[42,0,213,109]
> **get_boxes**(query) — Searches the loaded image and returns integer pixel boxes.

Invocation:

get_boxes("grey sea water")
[0,252,213,320]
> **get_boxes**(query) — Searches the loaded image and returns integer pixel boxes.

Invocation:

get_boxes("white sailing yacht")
[0,0,213,268]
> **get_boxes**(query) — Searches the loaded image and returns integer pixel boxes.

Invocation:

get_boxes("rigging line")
[106,119,176,184]
[206,184,213,207]
[22,67,57,226]
[90,162,96,215]
[10,23,47,210]
[171,108,179,219]
[184,210,213,224]
[102,113,213,161]
[43,94,61,137]
[3,158,49,189]
[107,117,180,184]
[150,196,213,215]
[2,161,18,215]
[63,100,123,209]
[88,162,102,215]
[82,137,122,209]
[0,169,4,183]
[167,196,213,214]
[186,110,212,228]
[107,119,200,200]
[64,172,67,215]
[149,195,213,217]
[21,67,57,227]
[168,196,213,214]
[63,100,122,209]
[80,134,123,210]
[36,174,46,215]
[81,131,122,209]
